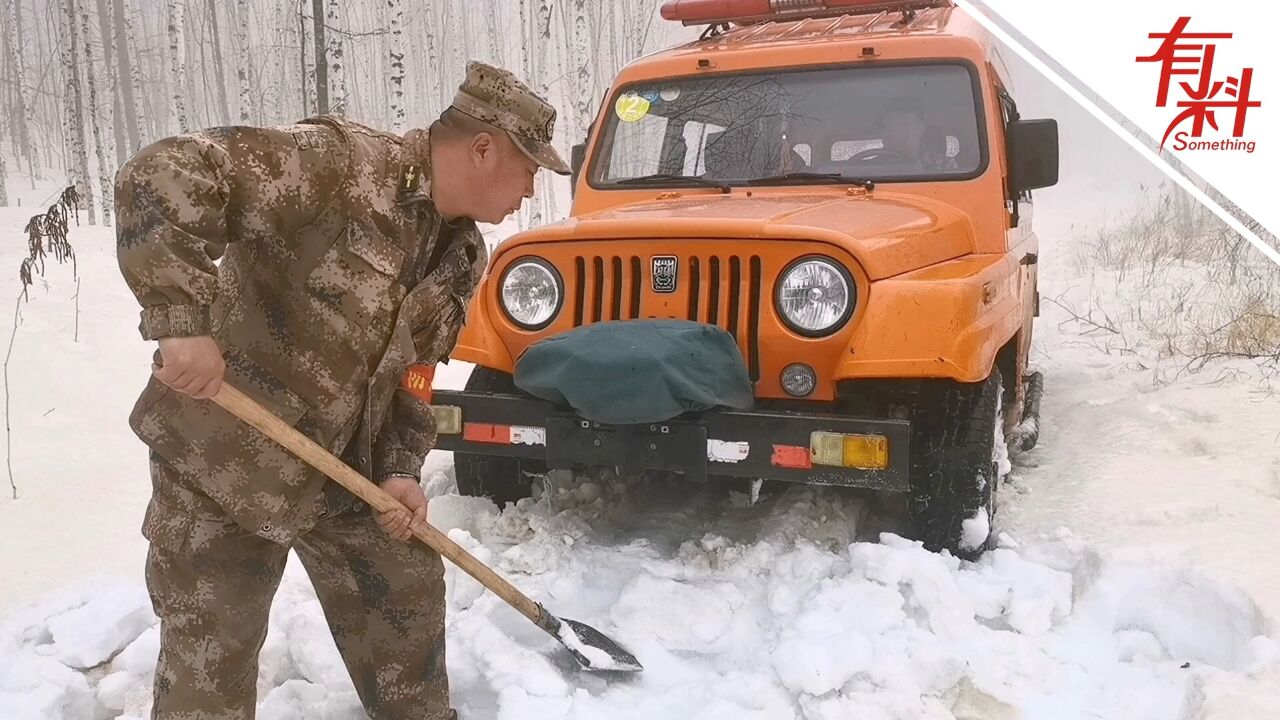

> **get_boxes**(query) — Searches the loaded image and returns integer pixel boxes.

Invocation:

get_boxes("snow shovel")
[209,382,643,673]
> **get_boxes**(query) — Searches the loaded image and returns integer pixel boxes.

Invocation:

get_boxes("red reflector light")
[461,423,548,447]
[771,444,813,469]
[661,0,944,25]
[464,423,512,444]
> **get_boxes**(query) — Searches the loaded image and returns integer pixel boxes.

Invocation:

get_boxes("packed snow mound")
[2,476,1276,720]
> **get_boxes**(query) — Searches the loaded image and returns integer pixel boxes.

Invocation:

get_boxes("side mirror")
[1008,118,1058,192]
[570,142,587,198]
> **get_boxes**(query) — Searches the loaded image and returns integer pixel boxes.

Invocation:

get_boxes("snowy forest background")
[0,0,692,230]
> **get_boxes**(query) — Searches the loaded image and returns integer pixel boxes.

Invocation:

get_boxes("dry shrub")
[1066,182,1280,373]
[7,185,80,499]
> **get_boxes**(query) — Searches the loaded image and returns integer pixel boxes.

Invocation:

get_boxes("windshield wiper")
[615,174,731,194]
[746,173,875,191]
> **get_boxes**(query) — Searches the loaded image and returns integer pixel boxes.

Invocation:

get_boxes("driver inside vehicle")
[878,96,958,172]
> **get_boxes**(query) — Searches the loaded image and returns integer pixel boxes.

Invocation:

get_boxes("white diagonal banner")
[956,0,1280,267]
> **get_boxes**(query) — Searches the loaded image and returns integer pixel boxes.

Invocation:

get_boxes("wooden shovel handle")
[211,382,551,629]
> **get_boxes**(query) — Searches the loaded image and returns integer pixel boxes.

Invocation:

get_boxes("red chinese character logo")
[1137,17,1261,150]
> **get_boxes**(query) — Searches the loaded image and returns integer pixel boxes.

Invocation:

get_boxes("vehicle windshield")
[591,63,985,187]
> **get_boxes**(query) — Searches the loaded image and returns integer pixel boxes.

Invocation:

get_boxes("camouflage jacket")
[116,115,487,544]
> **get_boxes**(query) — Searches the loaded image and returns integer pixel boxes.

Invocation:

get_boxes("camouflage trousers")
[142,454,453,720]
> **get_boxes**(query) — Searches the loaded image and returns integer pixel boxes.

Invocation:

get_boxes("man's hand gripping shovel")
[207,381,643,674]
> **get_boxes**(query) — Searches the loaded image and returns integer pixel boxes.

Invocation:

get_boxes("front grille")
[571,253,763,381]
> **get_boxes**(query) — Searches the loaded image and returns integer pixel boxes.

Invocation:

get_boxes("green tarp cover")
[514,320,754,425]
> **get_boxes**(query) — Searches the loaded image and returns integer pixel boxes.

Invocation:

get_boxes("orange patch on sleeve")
[401,363,436,403]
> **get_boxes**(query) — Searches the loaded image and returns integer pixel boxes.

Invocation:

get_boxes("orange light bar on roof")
[660,0,945,25]
[661,0,773,23]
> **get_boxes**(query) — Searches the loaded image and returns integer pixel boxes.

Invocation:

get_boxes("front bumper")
[431,389,911,491]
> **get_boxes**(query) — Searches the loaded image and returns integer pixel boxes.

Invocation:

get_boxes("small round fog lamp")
[781,363,817,397]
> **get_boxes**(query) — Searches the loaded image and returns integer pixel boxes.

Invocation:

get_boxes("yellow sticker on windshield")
[615,93,651,122]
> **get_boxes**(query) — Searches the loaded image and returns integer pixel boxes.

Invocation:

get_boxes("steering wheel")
[848,147,913,163]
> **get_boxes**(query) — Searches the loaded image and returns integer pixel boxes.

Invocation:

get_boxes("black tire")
[906,369,1004,560]
[452,367,539,506]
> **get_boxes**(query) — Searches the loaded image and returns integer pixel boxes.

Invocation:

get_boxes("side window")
[998,93,1017,128]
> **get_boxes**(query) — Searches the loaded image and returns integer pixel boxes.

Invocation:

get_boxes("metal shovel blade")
[545,615,643,673]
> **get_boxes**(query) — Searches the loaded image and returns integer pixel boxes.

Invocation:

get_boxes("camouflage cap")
[451,61,570,175]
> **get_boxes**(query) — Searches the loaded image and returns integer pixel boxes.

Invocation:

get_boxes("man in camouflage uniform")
[115,62,570,719]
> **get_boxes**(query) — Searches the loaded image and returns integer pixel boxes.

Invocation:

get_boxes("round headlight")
[500,258,562,330]
[775,257,854,336]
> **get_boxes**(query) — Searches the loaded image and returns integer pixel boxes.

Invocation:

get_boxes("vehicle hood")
[512,192,976,280]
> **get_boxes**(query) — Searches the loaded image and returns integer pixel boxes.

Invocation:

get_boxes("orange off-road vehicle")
[433,0,1055,558]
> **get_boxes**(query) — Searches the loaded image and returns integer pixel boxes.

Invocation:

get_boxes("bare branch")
[1045,294,1120,335]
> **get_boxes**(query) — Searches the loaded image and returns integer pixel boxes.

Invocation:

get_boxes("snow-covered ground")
[9,473,1280,720]
[2,159,1279,720]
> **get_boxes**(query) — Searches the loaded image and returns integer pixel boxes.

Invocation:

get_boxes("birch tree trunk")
[62,0,93,222]
[325,0,345,114]
[388,0,404,133]
[113,0,140,152]
[517,0,535,230]
[627,0,656,60]
[7,0,39,182]
[235,0,252,122]
[430,1,459,112]
[422,4,443,117]
[192,8,212,129]
[534,0,553,113]
[297,1,314,116]
[206,0,229,123]
[562,0,593,143]
[2,10,14,163]
[0,127,7,204]
[38,1,55,168]
[41,4,61,168]
[608,5,621,81]
[342,3,362,119]
[37,3,55,167]
[268,5,287,122]
[516,0,556,228]
[93,0,127,164]
[81,0,112,223]
[536,0,556,222]
[298,0,311,116]
[448,0,466,92]
[311,0,326,112]
[459,0,476,66]
[484,0,504,69]
[586,2,613,101]
[128,11,152,140]
[519,0,531,82]
[166,0,187,132]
